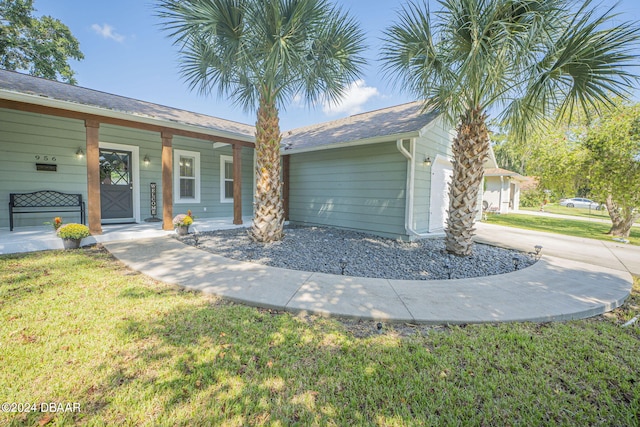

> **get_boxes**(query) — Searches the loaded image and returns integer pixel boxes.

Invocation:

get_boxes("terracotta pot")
[62,238,81,250]
[176,225,189,236]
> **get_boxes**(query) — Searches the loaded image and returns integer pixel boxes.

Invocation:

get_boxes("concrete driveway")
[474,222,640,276]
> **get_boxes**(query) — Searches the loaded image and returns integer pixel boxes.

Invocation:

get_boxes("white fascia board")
[280,131,419,155]
[417,114,442,137]
[0,89,256,144]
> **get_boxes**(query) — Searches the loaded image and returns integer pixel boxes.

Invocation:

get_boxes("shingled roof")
[0,70,255,139]
[281,101,439,152]
[0,70,442,149]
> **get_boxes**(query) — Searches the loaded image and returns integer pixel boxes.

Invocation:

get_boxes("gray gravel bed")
[178,225,536,280]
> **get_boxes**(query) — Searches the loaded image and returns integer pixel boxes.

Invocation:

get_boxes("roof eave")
[0,89,256,143]
[282,112,442,155]
[281,131,421,155]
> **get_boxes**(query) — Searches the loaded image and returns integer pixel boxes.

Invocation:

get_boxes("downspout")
[499,176,503,213]
[396,139,431,240]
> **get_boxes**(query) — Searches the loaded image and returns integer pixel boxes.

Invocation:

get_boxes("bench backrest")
[10,191,83,207]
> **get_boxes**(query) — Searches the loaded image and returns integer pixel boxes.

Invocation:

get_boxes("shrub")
[173,214,194,227]
[57,223,91,240]
[520,189,546,208]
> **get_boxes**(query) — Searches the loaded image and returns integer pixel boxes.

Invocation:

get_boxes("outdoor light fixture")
[512,256,520,271]
[143,155,150,166]
[444,263,452,279]
[75,148,84,159]
[339,258,347,275]
[192,227,199,247]
[423,156,432,167]
[534,245,543,257]
[376,322,383,334]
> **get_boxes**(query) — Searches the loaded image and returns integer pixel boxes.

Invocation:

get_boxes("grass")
[1,247,639,426]
[485,213,640,246]
[521,203,611,219]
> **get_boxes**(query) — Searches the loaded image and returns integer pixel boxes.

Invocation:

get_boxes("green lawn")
[1,248,639,426]
[486,213,640,246]
[521,203,611,219]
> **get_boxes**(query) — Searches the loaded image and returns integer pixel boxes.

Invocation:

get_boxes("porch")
[0,216,252,255]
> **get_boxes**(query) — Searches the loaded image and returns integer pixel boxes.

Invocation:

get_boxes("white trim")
[98,142,141,224]
[174,149,201,204]
[397,137,435,240]
[283,131,419,155]
[220,155,233,204]
[428,154,454,233]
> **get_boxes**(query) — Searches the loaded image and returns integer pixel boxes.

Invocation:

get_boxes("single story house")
[482,167,527,214]
[1,69,501,241]
[0,70,256,235]
[281,102,456,240]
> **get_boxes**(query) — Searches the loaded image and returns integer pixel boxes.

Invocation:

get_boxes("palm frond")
[158,0,366,113]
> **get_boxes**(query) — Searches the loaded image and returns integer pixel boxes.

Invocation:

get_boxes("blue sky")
[33,0,640,131]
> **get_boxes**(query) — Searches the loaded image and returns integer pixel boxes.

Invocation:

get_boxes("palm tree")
[158,0,366,242]
[382,0,639,256]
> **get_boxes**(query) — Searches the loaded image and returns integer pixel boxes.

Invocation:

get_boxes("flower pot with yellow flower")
[57,223,91,249]
[173,211,194,236]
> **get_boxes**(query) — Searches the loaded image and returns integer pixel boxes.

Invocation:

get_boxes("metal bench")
[9,190,85,231]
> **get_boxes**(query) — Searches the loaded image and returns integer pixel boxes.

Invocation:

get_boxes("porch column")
[85,120,102,235]
[233,144,243,225]
[161,132,174,231]
[282,155,290,221]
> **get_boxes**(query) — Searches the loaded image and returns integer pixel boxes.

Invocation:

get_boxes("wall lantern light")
[339,258,347,275]
[76,148,84,159]
[423,156,432,167]
[143,155,151,166]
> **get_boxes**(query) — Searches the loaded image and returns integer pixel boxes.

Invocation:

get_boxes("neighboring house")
[2,70,479,241]
[0,70,256,234]
[281,102,455,240]
[482,167,527,214]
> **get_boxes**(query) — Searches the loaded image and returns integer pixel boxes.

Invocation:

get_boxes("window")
[174,149,200,203]
[220,155,233,203]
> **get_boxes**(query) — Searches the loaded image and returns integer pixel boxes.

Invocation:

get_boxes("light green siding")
[413,117,453,233]
[288,142,407,239]
[0,108,87,228]
[1,108,255,229]
[171,138,254,219]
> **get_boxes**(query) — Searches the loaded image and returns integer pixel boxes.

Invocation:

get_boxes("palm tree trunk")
[250,96,285,243]
[445,108,490,256]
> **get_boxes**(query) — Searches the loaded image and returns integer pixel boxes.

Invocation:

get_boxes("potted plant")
[57,223,91,249]
[173,210,194,236]
[45,216,64,232]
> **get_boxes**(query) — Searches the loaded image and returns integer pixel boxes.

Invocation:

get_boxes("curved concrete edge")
[103,236,634,325]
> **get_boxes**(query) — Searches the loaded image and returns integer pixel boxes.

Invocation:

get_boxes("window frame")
[173,149,201,204]
[220,155,234,203]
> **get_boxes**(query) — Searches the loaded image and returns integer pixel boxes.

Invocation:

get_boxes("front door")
[100,149,134,222]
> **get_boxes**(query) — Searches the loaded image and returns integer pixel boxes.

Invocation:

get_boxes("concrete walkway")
[104,229,634,324]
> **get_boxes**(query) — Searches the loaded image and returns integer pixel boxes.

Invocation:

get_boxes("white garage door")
[429,158,453,233]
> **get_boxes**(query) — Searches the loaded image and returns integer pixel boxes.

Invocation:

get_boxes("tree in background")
[503,100,639,237]
[158,0,366,243]
[382,0,640,256]
[521,111,592,200]
[0,0,83,84]
[583,103,640,237]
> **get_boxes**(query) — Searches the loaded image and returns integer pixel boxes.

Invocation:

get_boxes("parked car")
[559,198,604,210]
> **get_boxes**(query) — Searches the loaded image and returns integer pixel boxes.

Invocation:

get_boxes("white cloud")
[91,24,125,43]
[322,80,380,116]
